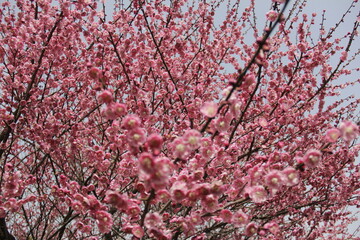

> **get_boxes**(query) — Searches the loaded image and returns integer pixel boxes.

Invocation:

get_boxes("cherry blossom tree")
[0,0,359,239]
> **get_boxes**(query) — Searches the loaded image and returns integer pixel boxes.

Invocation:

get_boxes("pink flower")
[279,97,293,111]
[148,228,171,240]
[232,210,249,227]
[171,137,189,159]
[93,210,113,233]
[339,120,359,142]
[84,195,101,211]
[126,205,141,219]
[89,67,101,79]
[245,222,258,236]
[219,209,233,223]
[183,129,202,150]
[266,10,278,22]
[147,134,163,155]
[144,212,163,230]
[200,101,218,118]
[127,127,146,147]
[258,117,269,127]
[112,103,127,117]
[264,170,284,190]
[340,51,348,61]
[325,128,341,143]
[188,212,203,226]
[242,74,256,89]
[230,102,242,116]
[138,153,155,174]
[247,185,268,203]
[131,225,144,238]
[281,167,299,186]
[97,90,113,104]
[209,180,224,196]
[248,165,264,183]
[187,188,201,201]
[150,157,172,189]
[170,181,188,202]
[156,189,171,203]
[122,114,141,130]
[103,103,126,120]
[201,194,218,212]
[215,116,231,132]
[200,137,215,159]
[303,149,322,168]
[105,191,128,210]
[264,222,279,234]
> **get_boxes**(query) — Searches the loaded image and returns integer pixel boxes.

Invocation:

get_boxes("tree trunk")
[0,218,16,240]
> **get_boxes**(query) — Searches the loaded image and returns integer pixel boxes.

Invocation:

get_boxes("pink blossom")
[93,210,113,233]
[209,180,224,196]
[4,172,22,197]
[127,127,146,147]
[148,228,171,240]
[248,165,264,183]
[147,133,163,155]
[339,120,359,142]
[279,97,293,111]
[215,116,231,132]
[127,203,141,217]
[201,194,218,212]
[1,0,359,238]
[242,74,256,89]
[183,129,202,150]
[264,222,280,234]
[281,167,299,186]
[83,195,101,211]
[97,90,113,104]
[247,185,268,203]
[122,114,141,130]
[171,137,189,159]
[266,10,278,22]
[112,103,127,117]
[325,128,341,143]
[188,212,203,226]
[219,209,233,223]
[170,181,188,202]
[303,149,322,168]
[89,67,101,79]
[156,189,171,203]
[144,212,163,230]
[259,117,269,127]
[340,51,348,61]
[4,198,20,212]
[131,225,144,238]
[200,137,215,159]
[245,222,258,236]
[298,43,307,53]
[104,191,128,210]
[138,153,155,174]
[150,157,172,189]
[187,188,201,201]
[232,210,249,227]
[200,101,218,118]
[264,170,284,190]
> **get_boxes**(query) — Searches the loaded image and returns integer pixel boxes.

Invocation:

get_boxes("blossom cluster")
[0,0,359,239]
